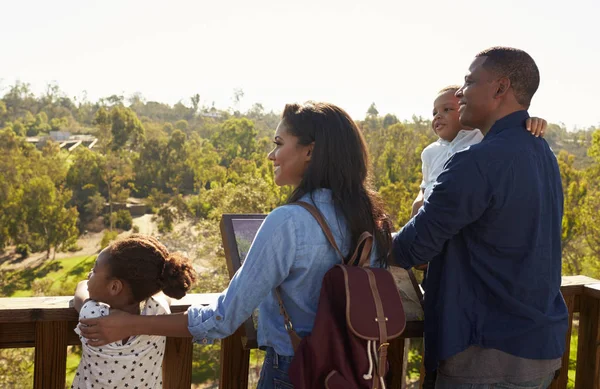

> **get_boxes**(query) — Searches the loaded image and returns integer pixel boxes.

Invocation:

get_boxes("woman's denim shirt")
[187,189,363,356]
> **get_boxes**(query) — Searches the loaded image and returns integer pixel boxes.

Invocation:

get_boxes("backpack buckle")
[284,321,294,332]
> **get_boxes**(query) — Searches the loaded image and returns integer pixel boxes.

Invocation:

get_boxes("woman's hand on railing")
[78,309,134,346]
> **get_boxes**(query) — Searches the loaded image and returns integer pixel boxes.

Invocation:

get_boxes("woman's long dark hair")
[282,102,392,266]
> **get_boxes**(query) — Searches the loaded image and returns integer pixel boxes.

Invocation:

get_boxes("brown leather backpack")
[276,202,406,389]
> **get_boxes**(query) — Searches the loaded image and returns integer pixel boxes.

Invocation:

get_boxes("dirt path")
[0,215,211,272]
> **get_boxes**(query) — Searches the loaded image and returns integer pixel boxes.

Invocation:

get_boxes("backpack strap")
[347,231,374,267]
[276,201,374,352]
[290,201,345,262]
[292,201,374,267]
[275,288,302,351]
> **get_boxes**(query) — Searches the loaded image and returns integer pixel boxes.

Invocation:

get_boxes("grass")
[66,346,82,386]
[567,319,579,389]
[0,254,96,297]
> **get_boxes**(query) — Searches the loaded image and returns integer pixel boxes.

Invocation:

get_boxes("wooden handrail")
[0,293,218,389]
[1,277,600,389]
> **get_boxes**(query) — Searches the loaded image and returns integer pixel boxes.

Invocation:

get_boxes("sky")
[2,0,599,129]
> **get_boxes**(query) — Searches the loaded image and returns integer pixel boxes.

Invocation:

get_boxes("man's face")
[456,57,499,131]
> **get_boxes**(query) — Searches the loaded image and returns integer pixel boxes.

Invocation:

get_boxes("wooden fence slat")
[163,336,193,389]
[33,321,68,389]
[219,328,250,389]
[386,337,408,389]
[574,293,600,389]
[551,294,576,389]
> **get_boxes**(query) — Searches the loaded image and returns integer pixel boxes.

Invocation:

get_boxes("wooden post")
[550,294,576,389]
[163,336,193,389]
[575,290,600,389]
[219,328,250,389]
[386,336,407,389]
[33,321,68,389]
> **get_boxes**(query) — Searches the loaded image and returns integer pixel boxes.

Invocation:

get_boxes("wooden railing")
[552,276,600,389]
[1,276,599,389]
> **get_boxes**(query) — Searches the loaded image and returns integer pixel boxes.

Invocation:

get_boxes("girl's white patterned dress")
[71,295,169,389]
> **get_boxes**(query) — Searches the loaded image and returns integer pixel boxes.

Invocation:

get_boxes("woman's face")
[267,121,313,187]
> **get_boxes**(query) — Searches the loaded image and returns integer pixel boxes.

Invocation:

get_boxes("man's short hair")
[437,85,461,95]
[476,47,539,107]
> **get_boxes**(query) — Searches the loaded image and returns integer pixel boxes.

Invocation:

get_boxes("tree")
[186,137,226,191]
[11,121,26,136]
[66,148,106,224]
[135,137,168,195]
[211,118,258,166]
[557,151,588,275]
[49,117,68,131]
[232,88,245,114]
[163,122,174,134]
[383,113,399,129]
[100,152,134,230]
[109,106,145,150]
[174,120,188,132]
[367,102,379,117]
[27,112,50,136]
[190,94,200,115]
[580,129,600,270]
[94,106,112,151]
[0,101,7,120]
[21,176,78,258]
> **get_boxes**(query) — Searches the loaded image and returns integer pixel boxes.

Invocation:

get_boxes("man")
[392,47,568,388]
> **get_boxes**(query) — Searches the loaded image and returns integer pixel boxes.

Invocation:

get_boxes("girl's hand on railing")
[78,309,134,347]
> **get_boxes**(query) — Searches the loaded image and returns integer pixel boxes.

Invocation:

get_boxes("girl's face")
[267,121,313,187]
[87,249,116,304]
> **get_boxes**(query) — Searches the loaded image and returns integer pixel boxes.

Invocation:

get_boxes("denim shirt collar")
[486,110,530,138]
[300,188,334,204]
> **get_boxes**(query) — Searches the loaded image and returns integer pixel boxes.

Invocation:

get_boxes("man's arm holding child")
[393,150,490,268]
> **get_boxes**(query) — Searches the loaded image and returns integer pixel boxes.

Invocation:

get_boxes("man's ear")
[495,77,511,98]
[305,142,315,162]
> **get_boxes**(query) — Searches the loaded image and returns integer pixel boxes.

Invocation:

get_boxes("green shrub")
[115,210,133,230]
[15,244,30,259]
[100,230,118,249]
[104,210,133,231]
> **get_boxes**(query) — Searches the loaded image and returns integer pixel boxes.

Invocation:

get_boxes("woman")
[79,102,393,388]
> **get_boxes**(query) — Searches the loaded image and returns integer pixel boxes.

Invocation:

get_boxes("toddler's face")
[432,90,462,141]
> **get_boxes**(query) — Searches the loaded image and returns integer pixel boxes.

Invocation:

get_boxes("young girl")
[71,234,196,389]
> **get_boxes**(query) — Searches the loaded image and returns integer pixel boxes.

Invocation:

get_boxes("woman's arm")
[79,311,191,346]
[73,280,90,313]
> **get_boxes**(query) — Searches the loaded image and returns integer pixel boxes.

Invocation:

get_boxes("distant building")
[49,131,71,141]
[201,112,221,119]
[25,133,98,151]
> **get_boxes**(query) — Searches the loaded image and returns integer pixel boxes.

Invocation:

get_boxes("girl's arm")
[526,117,547,137]
[411,189,425,218]
[74,280,90,313]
